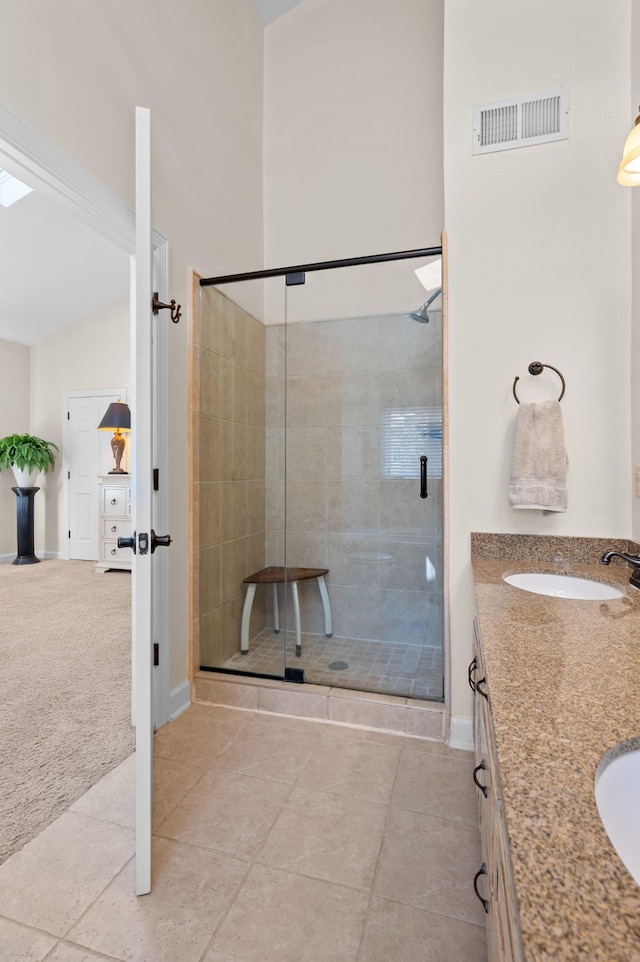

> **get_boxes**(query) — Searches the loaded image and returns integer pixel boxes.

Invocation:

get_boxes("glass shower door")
[280,259,444,699]
[197,253,444,702]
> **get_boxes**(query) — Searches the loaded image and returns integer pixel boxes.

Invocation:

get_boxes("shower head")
[408,287,442,323]
[409,304,431,324]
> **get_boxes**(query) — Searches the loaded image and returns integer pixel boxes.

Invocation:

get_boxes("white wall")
[264,0,444,266]
[0,0,265,689]
[0,339,30,558]
[29,298,130,556]
[444,0,632,724]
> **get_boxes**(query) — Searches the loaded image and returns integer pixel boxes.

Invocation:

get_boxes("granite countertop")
[471,534,640,962]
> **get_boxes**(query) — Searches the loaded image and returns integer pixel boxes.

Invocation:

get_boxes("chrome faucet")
[600,550,640,589]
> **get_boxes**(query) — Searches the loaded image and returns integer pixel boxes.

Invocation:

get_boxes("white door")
[67,392,124,560]
[132,106,155,896]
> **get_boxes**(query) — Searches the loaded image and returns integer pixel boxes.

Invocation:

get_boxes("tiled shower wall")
[197,296,443,668]
[265,313,443,649]
[198,288,267,666]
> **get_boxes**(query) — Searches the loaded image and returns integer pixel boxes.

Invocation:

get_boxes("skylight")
[0,169,33,208]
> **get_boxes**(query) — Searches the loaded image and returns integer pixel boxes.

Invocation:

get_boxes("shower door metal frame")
[200,245,442,289]
[199,241,444,691]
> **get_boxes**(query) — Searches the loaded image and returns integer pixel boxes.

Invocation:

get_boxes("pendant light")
[618,107,640,185]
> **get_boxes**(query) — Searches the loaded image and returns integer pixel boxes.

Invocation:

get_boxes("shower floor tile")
[219,629,444,700]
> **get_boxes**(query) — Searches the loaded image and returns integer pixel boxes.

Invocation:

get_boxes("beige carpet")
[0,559,135,864]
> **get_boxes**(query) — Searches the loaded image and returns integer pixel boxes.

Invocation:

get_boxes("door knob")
[150,530,172,553]
[117,533,137,553]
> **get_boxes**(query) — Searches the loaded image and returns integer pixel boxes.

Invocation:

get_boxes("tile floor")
[220,629,444,700]
[0,704,487,962]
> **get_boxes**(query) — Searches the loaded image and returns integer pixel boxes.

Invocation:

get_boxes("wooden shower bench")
[241,566,333,658]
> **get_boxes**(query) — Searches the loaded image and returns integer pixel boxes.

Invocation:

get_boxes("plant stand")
[11,487,40,565]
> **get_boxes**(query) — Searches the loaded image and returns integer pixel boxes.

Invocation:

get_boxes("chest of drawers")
[95,475,132,572]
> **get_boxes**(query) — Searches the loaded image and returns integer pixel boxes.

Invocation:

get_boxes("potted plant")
[0,433,59,487]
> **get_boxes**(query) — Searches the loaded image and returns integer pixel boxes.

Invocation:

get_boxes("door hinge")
[153,643,159,667]
[153,468,159,491]
[67,471,71,480]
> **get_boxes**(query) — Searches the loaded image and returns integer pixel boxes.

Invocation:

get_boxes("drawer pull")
[111,525,117,533]
[111,498,117,505]
[473,863,489,913]
[468,656,478,692]
[111,548,116,556]
[473,760,488,797]
[476,677,488,700]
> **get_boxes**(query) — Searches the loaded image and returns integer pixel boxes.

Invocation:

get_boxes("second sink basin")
[595,741,640,888]
[503,572,623,600]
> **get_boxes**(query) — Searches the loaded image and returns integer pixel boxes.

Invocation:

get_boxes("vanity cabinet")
[95,475,132,573]
[471,618,524,962]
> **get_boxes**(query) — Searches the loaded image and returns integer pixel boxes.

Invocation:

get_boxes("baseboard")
[448,714,474,751]
[0,551,65,563]
[168,680,191,721]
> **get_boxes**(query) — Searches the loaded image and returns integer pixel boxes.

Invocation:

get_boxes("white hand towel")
[509,400,567,511]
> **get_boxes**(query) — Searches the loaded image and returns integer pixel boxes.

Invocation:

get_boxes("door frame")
[0,104,170,729]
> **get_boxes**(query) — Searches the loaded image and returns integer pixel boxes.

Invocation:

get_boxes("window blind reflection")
[380,406,442,479]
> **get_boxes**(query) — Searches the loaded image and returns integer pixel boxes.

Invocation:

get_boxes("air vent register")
[472,88,569,155]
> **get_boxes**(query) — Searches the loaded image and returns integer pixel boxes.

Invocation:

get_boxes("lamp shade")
[97,402,131,432]
[617,112,640,185]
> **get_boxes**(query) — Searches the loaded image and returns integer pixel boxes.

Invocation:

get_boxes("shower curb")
[193,671,445,742]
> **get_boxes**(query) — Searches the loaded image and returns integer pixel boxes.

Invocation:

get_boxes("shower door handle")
[420,456,428,499]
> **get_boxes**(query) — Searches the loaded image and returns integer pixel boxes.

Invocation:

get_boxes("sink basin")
[502,572,623,600]
[595,741,640,887]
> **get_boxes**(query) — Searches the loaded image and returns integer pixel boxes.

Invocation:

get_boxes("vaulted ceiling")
[0,186,130,346]
[251,0,304,24]
[0,0,305,346]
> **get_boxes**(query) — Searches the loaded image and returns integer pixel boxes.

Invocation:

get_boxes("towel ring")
[512,361,566,404]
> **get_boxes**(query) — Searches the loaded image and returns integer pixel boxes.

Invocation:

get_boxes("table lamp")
[97,402,131,474]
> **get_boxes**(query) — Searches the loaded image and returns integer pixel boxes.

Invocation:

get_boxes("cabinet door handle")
[468,656,478,692]
[111,525,117,532]
[110,548,116,555]
[473,863,489,913]
[111,498,117,505]
[473,760,488,797]
[476,677,488,701]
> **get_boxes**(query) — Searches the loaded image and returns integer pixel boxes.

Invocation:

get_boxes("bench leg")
[272,583,279,633]
[291,581,302,657]
[240,583,257,653]
[317,575,333,637]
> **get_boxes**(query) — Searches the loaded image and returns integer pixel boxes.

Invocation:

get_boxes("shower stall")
[194,245,445,702]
